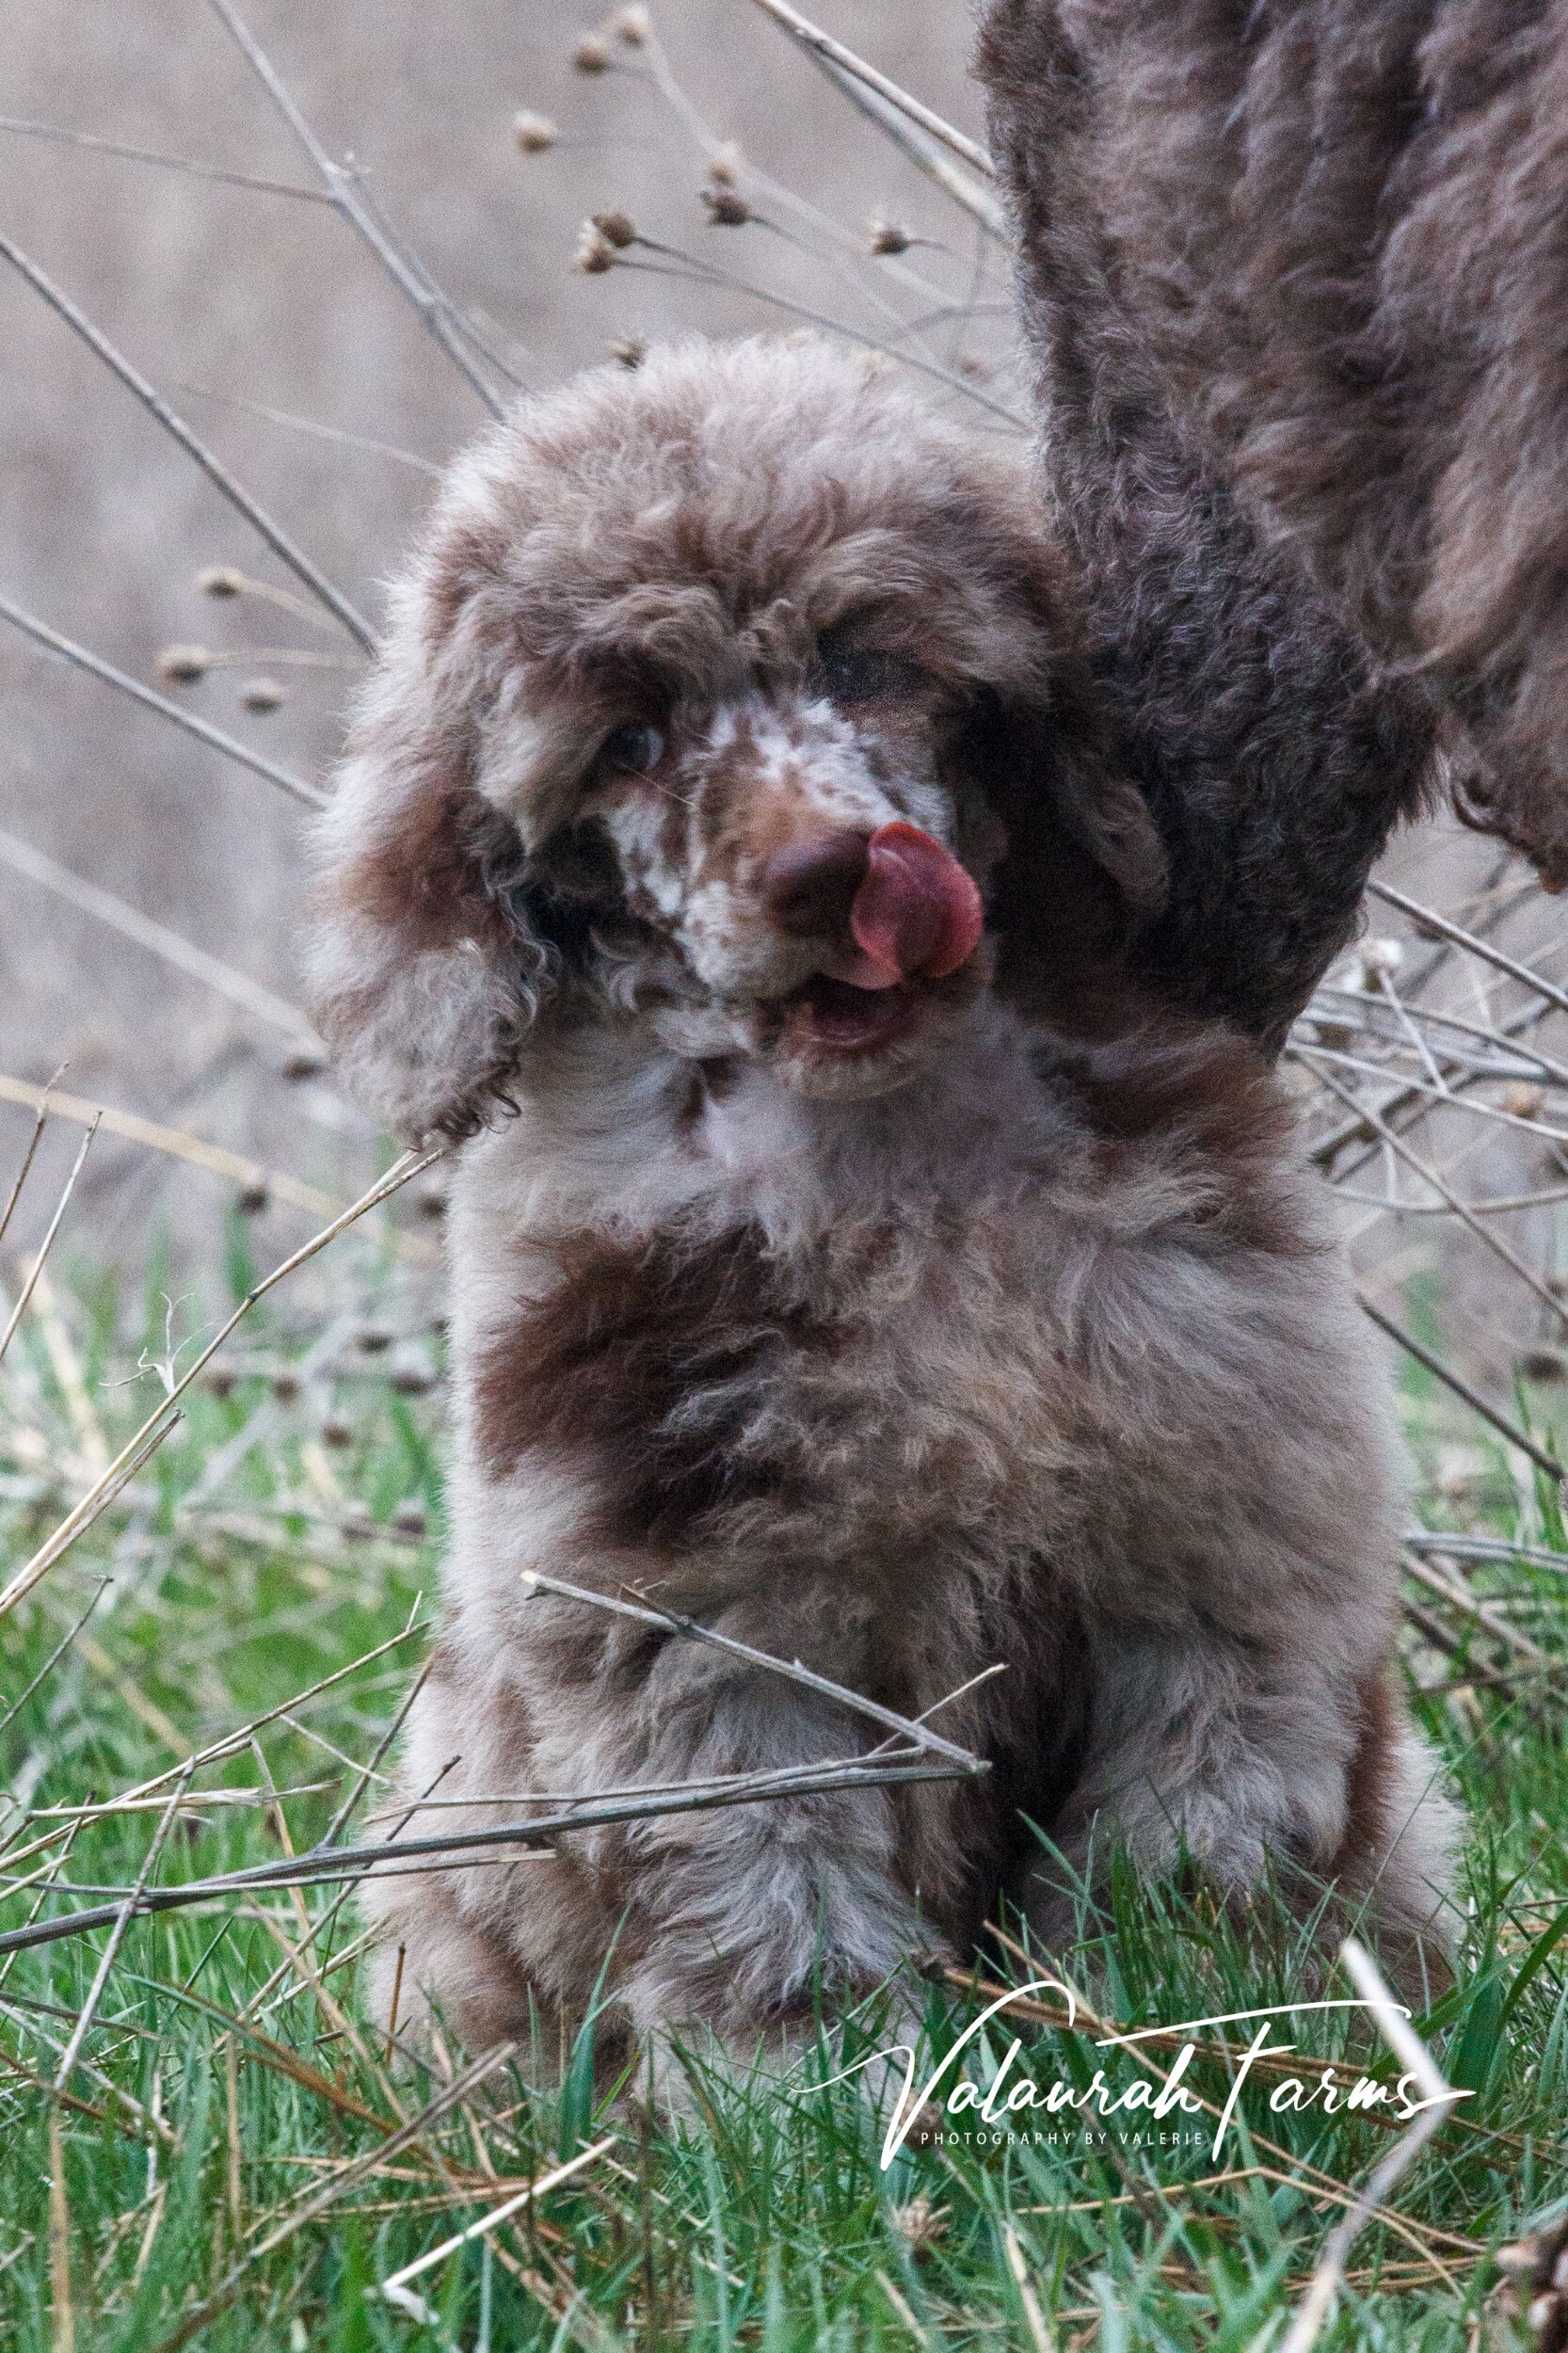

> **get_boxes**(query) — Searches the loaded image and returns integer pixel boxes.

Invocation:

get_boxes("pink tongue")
[846,822,984,989]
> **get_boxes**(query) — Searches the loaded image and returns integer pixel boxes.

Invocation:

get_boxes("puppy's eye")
[598,723,664,776]
[818,644,927,705]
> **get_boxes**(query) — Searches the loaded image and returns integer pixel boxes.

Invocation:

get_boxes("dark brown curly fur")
[976,0,1568,921]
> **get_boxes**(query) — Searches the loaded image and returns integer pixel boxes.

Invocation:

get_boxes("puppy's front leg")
[1017,1625,1358,1941]
[524,1590,940,2059]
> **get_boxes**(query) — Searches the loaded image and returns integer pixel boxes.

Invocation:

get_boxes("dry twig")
[1277,1938,1464,2352]
[0,596,324,808]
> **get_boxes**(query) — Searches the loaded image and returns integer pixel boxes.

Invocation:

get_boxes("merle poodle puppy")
[308,337,1455,2066]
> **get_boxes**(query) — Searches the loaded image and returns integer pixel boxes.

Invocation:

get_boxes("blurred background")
[2,0,1566,1493]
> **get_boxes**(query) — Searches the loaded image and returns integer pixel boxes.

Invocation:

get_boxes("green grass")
[1,1236,1565,2350]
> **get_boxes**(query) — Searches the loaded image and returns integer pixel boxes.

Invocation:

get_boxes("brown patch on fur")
[1330,1665,1399,1891]
[1057,1024,1314,1257]
[336,783,519,962]
[952,1576,1095,1942]
[474,1225,833,1546]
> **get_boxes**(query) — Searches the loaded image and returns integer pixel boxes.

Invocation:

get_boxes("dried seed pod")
[1495,2215,1568,2353]
[889,2195,946,2253]
[235,1179,271,1215]
[155,644,210,685]
[701,186,753,227]
[280,1048,328,1082]
[868,217,911,256]
[1356,936,1405,984]
[352,1324,394,1355]
[591,209,636,248]
[1502,1080,1547,1120]
[202,1366,237,1401]
[573,221,618,275]
[706,143,742,187]
[270,1369,302,1404]
[609,4,649,43]
[240,676,285,713]
[1520,1347,1568,1385]
[416,1184,449,1220]
[513,109,559,154]
[392,1499,429,1539]
[609,335,647,370]
[322,1415,355,1449]
[1432,1444,1488,1498]
[340,1500,376,1540]
[573,30,613,72]
[197,566,245,599]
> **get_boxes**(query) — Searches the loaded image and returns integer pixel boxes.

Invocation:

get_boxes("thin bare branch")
[108,1611,431,1818]
[203,0,508,418]
[53,1772,193,2089]
[176,380,443,475]
[0,115,330,200]
[1356,1289,1563,1481]
[1278,1939,1464,2353]
[1306,1053,1568,1327]
[618,237,1025,425]
[1406,1530,1568,1574]
[786,48,1004,232]
[0,1073,58,1257]
[0,596,325,808]
[0,1116,99,1369]
[378,2137,616,2323]
[1368,877,1568,1026]
[0,1756,968,1958]
[0,238,375,651]
[1402,1553,1551,1673]
[0,829,316,1042]
[1309,984,1568,1089]
[520,1565,984,1767]
[0,1073,369,1230]
[746,0,993,177]
[0,1582,109,1741]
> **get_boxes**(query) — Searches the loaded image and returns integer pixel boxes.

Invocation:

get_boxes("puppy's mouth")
[781,972,923,1055]
[779,822,985,1062]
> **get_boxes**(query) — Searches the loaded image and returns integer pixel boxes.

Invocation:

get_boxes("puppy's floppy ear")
[304,591,553,1144]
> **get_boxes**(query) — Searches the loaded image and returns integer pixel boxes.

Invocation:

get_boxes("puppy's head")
[308,336,1165,1138]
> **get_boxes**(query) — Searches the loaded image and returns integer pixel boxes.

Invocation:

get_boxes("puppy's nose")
[760,828,871,936]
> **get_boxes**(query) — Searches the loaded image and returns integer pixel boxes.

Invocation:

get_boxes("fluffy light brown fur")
[306,338,1456,2071]
[978,0,1568,890]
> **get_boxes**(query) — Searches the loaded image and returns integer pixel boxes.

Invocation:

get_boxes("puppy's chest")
[466,1194,1086,1560]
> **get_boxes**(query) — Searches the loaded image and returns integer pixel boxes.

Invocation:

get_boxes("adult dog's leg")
[975,0,1437,1052]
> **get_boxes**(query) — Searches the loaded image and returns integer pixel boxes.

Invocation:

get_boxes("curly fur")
[306,337,1456,2066]
[977,0,1568,895]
